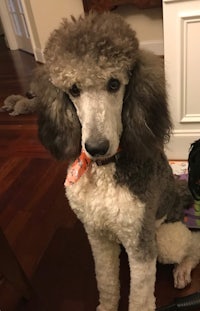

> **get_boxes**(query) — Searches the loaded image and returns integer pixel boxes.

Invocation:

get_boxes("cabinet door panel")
[163,0,200,159]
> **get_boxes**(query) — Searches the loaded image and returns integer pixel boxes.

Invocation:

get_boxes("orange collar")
[65,149,121,187]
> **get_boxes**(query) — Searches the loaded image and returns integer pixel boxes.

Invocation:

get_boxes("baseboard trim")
[34,47,45,63]
[165,130,200,160]
[140,40,164,56]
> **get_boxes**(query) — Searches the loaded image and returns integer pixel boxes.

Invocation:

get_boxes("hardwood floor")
[0,36,74,310]
[0,35,200,311]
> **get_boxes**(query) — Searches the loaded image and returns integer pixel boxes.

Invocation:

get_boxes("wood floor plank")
[0,159,57,228]
[0,157,31,196]
[0,123,49,158]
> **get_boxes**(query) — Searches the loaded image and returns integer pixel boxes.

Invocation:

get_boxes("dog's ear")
[121,50,172,158]
[32,66,81,160]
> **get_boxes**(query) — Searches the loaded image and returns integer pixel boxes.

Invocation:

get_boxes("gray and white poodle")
[6,12,200,311]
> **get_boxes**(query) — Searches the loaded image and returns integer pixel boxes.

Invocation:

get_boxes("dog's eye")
[107,78,121,93]
[69,84,81,97]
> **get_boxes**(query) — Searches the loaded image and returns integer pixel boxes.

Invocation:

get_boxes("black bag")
[188,139,200,200]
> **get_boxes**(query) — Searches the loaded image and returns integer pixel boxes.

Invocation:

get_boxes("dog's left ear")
[121,50,172,158]
[31,66,81,161]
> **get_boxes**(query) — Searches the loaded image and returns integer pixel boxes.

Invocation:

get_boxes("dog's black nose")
[85,139,109,157]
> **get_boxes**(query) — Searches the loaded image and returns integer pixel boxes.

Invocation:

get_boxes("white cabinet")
[163,0,200,159]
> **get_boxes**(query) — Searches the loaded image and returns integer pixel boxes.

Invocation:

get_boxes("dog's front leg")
[86,228,121,311]
[127,253,156,311]
[121,234,156,311]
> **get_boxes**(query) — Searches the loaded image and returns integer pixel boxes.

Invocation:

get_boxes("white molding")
[179,10,200,18]
[181,115,200,123]
[140,40,164,55]
[34,47,45,63]
[163,0,189,3]
[0,0,18,50]
[166,129,200,159]
[172,129,200,135]
[163,0,200,159]
[179,12,200,123]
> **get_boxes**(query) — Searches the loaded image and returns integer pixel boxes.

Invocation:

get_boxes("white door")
[163,0,200,159]
[3,0,33,53]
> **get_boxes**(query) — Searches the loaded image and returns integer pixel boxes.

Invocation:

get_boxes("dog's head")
[33,12,172,161]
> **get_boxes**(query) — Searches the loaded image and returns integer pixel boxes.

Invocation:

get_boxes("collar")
[65,150,121,187]
[95,152,121,166]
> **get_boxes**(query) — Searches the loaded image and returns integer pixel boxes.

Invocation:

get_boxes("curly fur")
[31,12,200,311]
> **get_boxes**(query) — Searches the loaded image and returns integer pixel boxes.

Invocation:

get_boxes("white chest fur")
[65,162,145,241]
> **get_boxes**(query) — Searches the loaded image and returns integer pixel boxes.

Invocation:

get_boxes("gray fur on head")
[44,12,139,90]
[32,12,172,161]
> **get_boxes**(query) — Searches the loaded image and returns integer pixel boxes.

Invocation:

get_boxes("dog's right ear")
[121,50,172,159]
[32,66,81,160]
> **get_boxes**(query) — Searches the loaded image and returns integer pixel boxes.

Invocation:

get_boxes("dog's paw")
[8,111,20,116]
[173,262,192,289]
[0,104,11,112]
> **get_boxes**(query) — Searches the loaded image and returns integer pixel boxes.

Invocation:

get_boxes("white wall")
[22,1,163,62]
[22,0,84,62]
[29,0,84,50]
[116,5,163,41]
[115,5,163,55]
